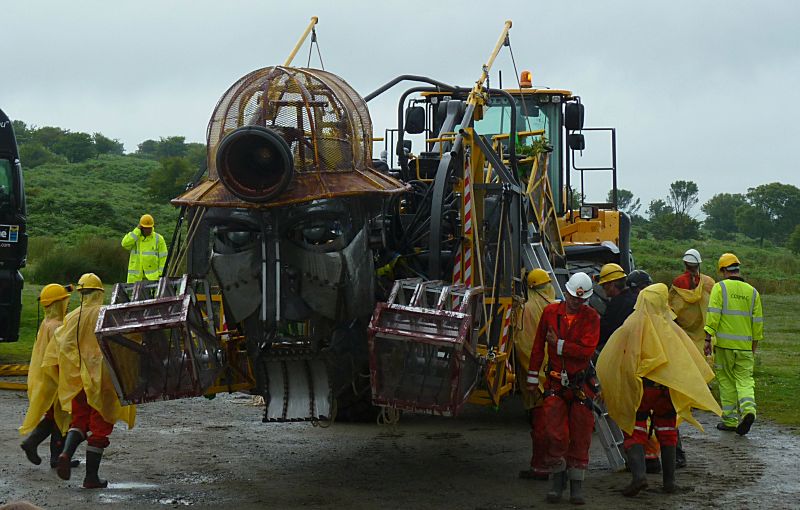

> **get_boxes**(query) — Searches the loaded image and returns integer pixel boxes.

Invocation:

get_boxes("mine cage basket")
[96,276,226,405]
[367,279,483,416]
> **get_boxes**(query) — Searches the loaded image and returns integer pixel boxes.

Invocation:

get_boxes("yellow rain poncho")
[43,290,136,430]
[596,283,721,435]
[19,300,71,435]
[515,285,556,409]
[669,273,715,353]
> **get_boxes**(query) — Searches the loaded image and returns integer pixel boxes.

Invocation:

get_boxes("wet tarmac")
[1,391,799,509]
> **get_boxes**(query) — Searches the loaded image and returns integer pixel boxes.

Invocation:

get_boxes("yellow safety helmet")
[717,253,741,273]
[597,263,626,285]
[139,214,155,228]
[76,272,104,291]
[527,268,551,288]
[39,284,71,307]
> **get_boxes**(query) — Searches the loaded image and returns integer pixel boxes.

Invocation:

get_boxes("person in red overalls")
[527,272,599,505]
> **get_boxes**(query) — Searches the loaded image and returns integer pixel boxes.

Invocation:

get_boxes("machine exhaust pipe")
[216,126,294,202]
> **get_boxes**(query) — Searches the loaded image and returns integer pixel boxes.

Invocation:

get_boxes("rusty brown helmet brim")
[172,167,408,209]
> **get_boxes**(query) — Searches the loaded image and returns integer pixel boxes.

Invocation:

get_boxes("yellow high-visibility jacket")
[704,277,763,351]
[121,227,168,283]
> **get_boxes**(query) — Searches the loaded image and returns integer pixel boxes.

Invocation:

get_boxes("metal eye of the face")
[301,221,342,245]
[226,231,252,245]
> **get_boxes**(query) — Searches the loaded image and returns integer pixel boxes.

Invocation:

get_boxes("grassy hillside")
[25,154,176,241]
[22,154,179,283]
[631,234,800,294]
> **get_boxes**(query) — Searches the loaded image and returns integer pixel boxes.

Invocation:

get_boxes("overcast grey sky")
[3,0,798,210]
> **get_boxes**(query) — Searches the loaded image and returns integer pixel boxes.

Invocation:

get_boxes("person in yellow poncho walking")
[669,248,715,354]
[596,284,721,496]
[44,273,136,489]
[19,284,78,469]
[516,269,557,481]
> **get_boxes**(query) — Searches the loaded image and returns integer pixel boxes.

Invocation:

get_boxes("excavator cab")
[0,108,26,342]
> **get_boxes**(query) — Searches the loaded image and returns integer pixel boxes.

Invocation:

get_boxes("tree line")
[610,181,800,252]
[11,120,206,201]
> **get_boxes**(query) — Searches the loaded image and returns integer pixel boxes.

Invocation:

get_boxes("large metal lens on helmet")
[216,126,294,202]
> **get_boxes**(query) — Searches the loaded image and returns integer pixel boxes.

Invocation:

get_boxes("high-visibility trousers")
[715,347,756,426]
[542,387,595,470]
[70,391,115,449]
[622,386,678,449]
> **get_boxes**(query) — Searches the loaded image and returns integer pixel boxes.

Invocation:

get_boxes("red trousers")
[542,387,595,470]
[529,405,549,474]
[622,385,677,449]
[70,391,114,449]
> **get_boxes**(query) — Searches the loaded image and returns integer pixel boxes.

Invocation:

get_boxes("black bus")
[0,108,26,342]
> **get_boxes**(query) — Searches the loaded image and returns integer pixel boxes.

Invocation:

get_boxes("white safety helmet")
[682,248,702,265]
[565,272,593,299]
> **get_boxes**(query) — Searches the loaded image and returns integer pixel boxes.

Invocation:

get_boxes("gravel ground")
[1,389,799,509]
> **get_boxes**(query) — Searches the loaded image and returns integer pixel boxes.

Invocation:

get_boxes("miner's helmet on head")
[682,248,702,266]
[76,273,103,292]
[626,270,653,290]
[596,263,626,285]
[139,214,154,228]
[527,268,551,288]
[717,252,741,273]
[38,284,71,307]
[565,272,593,299]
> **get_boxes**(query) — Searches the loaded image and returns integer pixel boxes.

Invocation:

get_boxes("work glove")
[133,226,141,236]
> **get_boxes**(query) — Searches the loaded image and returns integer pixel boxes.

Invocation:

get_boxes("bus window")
[0,159,13,208]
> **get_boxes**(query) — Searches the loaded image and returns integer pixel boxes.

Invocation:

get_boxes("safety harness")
[637,378,677,438]
[542,312,600,411]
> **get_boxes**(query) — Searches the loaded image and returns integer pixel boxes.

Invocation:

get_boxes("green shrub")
[29,235,127,284]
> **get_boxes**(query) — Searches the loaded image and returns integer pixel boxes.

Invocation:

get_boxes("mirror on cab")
[568,133,585,151]
[565,102,584,131]
[404,106,426,134]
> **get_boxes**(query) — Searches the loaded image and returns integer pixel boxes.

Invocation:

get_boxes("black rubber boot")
[49,429,81,469]
[661,445,678,493]
[568,469,586,505]
[546,470,567,503]
[645,457,662,474]
[20,419,54,465]
[56,429,84,481]
[83,448,108,489]
[622,444,648,497]
[675,431,687,468]
[737,413,755,436]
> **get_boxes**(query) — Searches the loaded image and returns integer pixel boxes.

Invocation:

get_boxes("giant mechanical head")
[174,66,405,209]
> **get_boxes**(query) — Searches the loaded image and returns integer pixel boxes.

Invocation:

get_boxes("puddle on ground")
[109,481,160,490]
[98,493,133,504]
[158,496,192,506]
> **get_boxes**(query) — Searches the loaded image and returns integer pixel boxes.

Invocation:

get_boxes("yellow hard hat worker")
[527,268,551,288]
[76,273,104,292]
[597,263,626,285]
[39,284,72,307]
[123,214,168,283]
[47,270,134,487]
[20,282,74,459]
[717,253,741,273]
[139,214,155,228]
